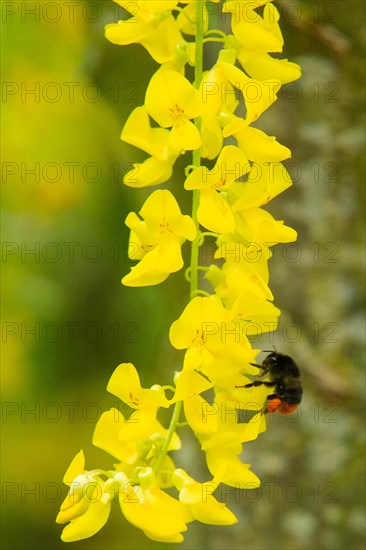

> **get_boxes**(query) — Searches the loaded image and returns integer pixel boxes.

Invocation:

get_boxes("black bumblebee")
[236,352,303,414]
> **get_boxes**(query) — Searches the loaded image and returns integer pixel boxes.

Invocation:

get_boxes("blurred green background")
[1,1,365,549]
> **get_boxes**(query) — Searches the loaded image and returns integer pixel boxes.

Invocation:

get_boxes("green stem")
[154,4,205,476]
[190,0,205,300]
[153,401,183,473]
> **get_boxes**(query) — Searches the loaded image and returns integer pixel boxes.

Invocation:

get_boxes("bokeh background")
[1,1,365,549]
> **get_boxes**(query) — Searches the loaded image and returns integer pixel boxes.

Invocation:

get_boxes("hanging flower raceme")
[58,0,302,544]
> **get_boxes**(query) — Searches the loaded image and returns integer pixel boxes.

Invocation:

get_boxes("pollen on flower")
[169,103,185,119]
[129,391,139,407]
[160,220,172,233]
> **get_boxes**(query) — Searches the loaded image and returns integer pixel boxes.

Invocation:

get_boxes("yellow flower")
[93,410,180,490]
[196,404,266,488]
[92,362,182,444]
[171,370,213,402]
[107,362,170,409]
[124,156,177,188]
[199,52,238,159]
[230,287,280,335]
[105,3,187,65]
[199,48,238,127]
[145,69,202,151]
[199,409,266,451]
[222,115,291,162]
[56,451,114,542]
[218,61,281,124]
[169,296,258,381]
[119,467,193,543]
[227,162,293,211]
[199,49,280,157]
[122,190,196,286]
[184,145,250,233]
[205,445,261,488]
[221,6,301,84]
[172,468,238,525]
[206,244,280,336]
[225,2,284,53]
[121,106,180,187]
[233,207,297,248]
[206,248,273,308]
[184,393,219,435]
[237,48,302,83]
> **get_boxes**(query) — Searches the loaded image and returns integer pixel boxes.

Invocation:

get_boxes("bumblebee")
[236,351,303,414]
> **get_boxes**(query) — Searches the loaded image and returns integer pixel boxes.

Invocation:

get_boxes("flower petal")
[145,69,201,128]
[124,157,175,188]
[169,118,201,151]
[122,248,169,287]
[63,450,85,486]
[198,189,236,233]
[60,493,111,542]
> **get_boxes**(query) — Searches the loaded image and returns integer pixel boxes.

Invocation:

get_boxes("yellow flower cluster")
[57,0,301,543]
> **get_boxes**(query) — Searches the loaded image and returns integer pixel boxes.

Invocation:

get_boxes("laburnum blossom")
[227,162,293,211]
[172,468,237,525]
[206,245,273,307]
[169,296,259,382]
[199,48,281,159]
[119,468,192,543]
[224,1,283,53]
[222,113,291,162]
[205,251,280,337]
[145,69,202,151]
[223,2,301,82]
[228,208,297,250]
[211,161,297,250]
[105,2,189,66]
[122,189,196,286]
[184,145,250,233]
[121,106,181,187]
[56,451,115,542]
[95,362,171,442]
[200,402,267,488]
[217,61,281,125]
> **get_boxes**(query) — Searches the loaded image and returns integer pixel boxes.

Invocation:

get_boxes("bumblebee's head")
[265,352,301,379]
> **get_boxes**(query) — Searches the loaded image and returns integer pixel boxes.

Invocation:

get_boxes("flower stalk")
[190,0,205,299]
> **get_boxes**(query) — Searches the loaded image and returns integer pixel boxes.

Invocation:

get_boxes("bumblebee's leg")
[266,393,278,400]
[235,380,275,389]
[249,362,269,376]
